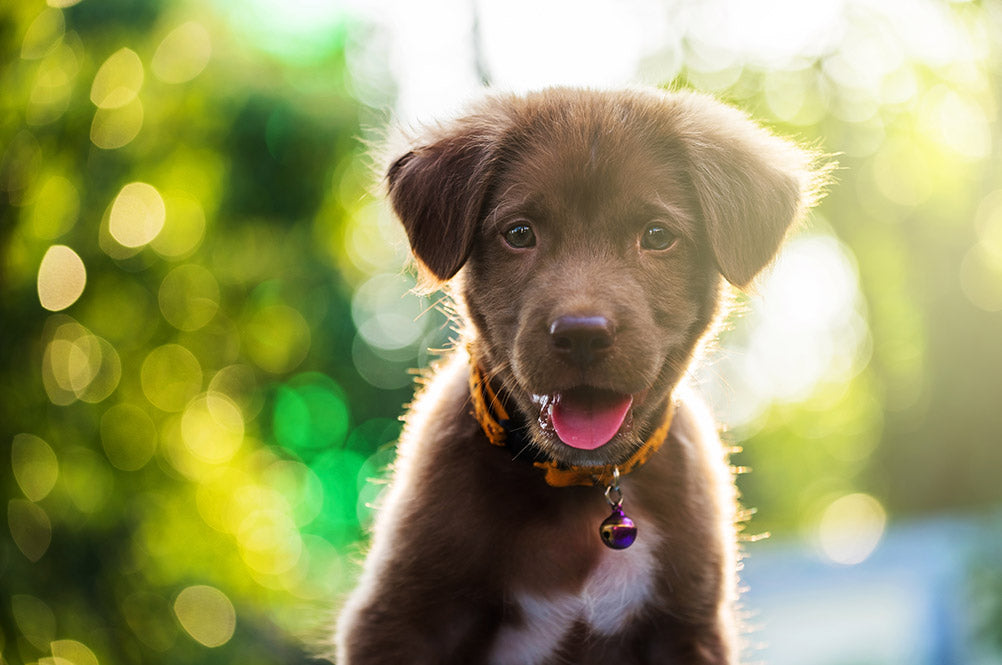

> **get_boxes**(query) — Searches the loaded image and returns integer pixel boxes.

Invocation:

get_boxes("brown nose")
[549,315,614,366]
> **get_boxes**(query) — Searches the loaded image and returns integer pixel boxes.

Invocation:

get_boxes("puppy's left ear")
[673,93,832,288]
[386,120,498,283]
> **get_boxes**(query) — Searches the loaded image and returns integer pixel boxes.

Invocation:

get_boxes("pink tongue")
[551,391,633,450]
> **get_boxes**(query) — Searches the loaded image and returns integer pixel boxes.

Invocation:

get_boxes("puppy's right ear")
[386,126,497,282]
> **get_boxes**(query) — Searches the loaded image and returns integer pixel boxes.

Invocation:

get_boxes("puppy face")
[462,121,717,466]
[387,89,821,466]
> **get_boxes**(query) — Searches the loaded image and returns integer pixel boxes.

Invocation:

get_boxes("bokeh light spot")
[141,344,203,412]
[76,335,121,403]
[237,508,303,575]
[39,656,74,665]
[37,244,86,311]
[90,99,144,149]
[150,192,206,258]
[341,201,409,277]
[29,175,79,239]
[351,334,416,390]
[50,336,94,393]
[100,403,158,471]
[42,319,93,405]
[227,479,289,537]
[242,304,311,374]
[90,48,144,109]
[173,585,236,648]
[12,433,59,502]
[21,8,64,60]
[818,493,887,565]
[28,40,80,126]
[159,264,220,331]
[272,373,349,454]
[109,182,165,248]
[41,320,120,405]
[152,22,212,84]
[920,86,991,161]
[11,594,56,650]
[8,499,52,562]
[181,393,244,464]
[50,639,100,665]
[160,415,209,480]
[351,271,427,351]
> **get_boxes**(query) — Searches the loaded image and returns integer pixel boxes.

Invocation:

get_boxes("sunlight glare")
[818,493,887,565]
[90,99,144,149]
[37,244,86,311]
[11,434,58,502]
[90,48,144,109]
[152,22,212,84]
[173,585,236,648]
[109,182,166,248]
[50,640,100,665]
[706,234,868,428]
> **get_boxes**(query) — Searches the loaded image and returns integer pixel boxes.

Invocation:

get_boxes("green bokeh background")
[2,0,1001,663]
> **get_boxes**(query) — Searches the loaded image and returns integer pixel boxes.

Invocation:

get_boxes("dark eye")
[640,224,677,251]
[503,223,536,249]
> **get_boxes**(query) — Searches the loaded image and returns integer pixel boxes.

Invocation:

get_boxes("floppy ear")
[386,123,497,282]
[673,93,829,288]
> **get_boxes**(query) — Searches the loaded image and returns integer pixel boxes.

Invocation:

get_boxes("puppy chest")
[489,525,659,665]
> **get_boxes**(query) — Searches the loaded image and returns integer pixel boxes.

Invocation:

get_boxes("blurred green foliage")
[1,0,1001,664]
[1,1,412,663]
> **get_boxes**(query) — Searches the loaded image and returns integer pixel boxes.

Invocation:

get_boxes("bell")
[599,506,637,550]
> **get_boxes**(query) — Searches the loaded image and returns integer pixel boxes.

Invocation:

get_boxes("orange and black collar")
[468,364,674,488]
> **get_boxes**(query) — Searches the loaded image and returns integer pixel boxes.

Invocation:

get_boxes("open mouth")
[534,387,634,450]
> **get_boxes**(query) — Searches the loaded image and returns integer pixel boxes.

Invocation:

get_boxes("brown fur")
[336,87,829,664]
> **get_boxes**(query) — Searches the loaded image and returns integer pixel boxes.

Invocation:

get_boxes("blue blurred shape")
[741,515,1002,665]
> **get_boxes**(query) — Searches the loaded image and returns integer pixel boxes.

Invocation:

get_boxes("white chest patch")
[488,523,660,665]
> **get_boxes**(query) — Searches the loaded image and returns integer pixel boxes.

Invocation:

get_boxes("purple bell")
[599,506,637,550]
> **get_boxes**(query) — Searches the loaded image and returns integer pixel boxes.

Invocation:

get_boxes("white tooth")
[531,394,556,432]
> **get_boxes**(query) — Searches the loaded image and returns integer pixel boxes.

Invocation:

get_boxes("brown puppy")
[336,87,827,664]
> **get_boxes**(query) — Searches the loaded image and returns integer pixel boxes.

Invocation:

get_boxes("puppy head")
[387,88,829,466]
